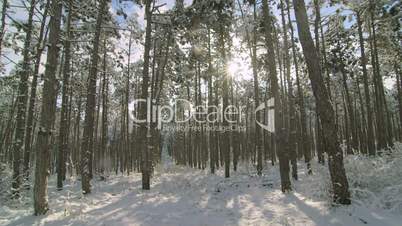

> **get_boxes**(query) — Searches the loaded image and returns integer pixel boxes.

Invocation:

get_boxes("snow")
[2,145,402,226]
[345,143,402,213]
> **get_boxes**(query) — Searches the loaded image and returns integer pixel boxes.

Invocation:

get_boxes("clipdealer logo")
[130,97,275,132]
[254,98,275,133]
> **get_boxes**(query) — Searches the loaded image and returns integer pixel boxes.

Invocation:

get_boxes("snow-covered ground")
[1,144,402,226]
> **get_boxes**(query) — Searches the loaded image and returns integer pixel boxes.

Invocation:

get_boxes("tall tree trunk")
[292,0,351,204]
[396,65,402,141]
[262,0,290,192]
[140,0,152,190]
[236,0,262,175]
[315,3,331,99]
[369,0,391,149]
[355,75,367,153]
[33,0,62,215]
[81,0,108,194]
[207,27,215,174]
[12,0,37,197]
[0,96,16,161]
[218,10,231,178]
[252,3,262,177]
[340,66,358,153]
[73,95,82,174]
[100,37,108,177]
[0,0,7,60]
[286,0,311,174]
[93,82,101,175]
[356,11,375,155]
[23,0,50,182]
[124,31,132,174]
[281,0,297,180]
[313,0,321,75]
[57,0,73,190]
[316,116,325,164]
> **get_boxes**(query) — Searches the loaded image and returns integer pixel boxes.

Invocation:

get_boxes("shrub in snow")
[300,160,333,204]
[0,164,12,202]
[344,142,402,213]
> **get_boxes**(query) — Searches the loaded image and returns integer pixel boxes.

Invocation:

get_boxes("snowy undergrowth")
[0,164,31,212]
[344,142,402,213]
[1,145,402,226]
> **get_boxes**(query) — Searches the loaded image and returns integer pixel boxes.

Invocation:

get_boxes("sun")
[226,57,253,81]
[227,61,240,78]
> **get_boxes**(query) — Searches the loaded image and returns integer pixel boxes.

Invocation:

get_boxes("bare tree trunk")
[57,0,73,190]
[356,11,375,155]
[236,0,262,175]
[207,27,216,174]
[73,95,82,174]
[396,65,402,141]
[292,0,351,204]
[81,0,108,194]
[23,0,50,184]
[93,81,101,175]
[251,3,262,177]
[217,9,231,178]
[66,87,73,174]
[340,66,358,153]
[100,37,108,177]
[281,0,297,180]
[140,0,152,190]
[262,0,290,191]
[369,0,392,149]
[33,0,62,215]
[0,0,7,62]
[0,96,16,161]
[355,75,367,153]
[314,1,331,99]
[286,0,311,174]
[12,0,37,197]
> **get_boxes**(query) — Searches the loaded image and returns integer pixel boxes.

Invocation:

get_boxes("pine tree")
[33,0,63,215]
[23,0,50,183]
[81,0,109,194]
[292,0,351,204]
[12,0,36,197]
[262,0,291,192]
[139,0,152,190]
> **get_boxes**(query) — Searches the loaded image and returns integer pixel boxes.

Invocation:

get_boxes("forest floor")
[1,144,402,226]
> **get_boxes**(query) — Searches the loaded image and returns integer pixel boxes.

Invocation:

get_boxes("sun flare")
[227,61,240,77]
[226,57,253,81]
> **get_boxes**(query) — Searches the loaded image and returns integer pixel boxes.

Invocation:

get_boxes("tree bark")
[218,13,231,179]
[23,0,50,182]
[281,0,297,180]
[340,66,358,153]
[292,0,351,204]
[207,27,216,174]
[356,11,375,155]
[140,0,152,190]
[100,37,108,177]
[57,0,73,190]
[262,0,290,192]
[396,65,402,141]
[0,96,16,161]
[33,0,62,215]
[286,0,311,174]
[0,0,7,60]
[81,0,108,194]
[12,0,37,197]
[251,2,262,177]
[369,0,392,149]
